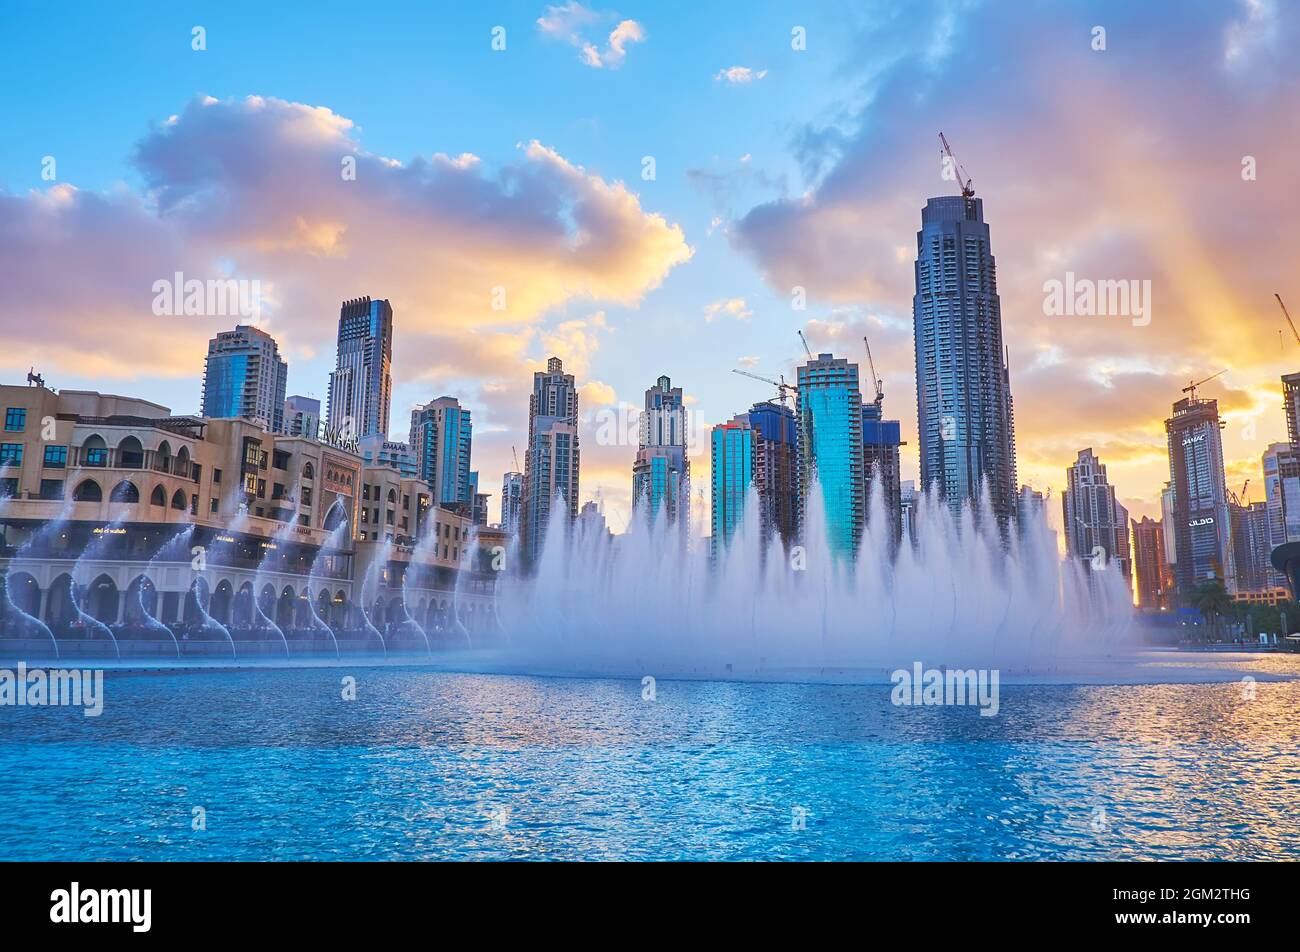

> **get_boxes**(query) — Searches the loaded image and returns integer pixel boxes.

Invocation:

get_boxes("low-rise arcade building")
[0,383,498,656]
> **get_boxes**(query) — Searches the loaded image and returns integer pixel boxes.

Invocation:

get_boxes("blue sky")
[3,1,1297,529]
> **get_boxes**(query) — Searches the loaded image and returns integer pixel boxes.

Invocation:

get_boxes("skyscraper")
[1282,371,1300,447]
[1230,500,1271,594]
[862,401,903,542]
[200,325,288,431]
[900,480,917,543]
[469,471,490,527]
[326,296,393,440]
[1131,515,1172,611]
[632,375,689,525]
[1160,481,1178,578]
[912,195,1017,523]
[501,471,524,535]
[710,416,755,561]
[1165,395,1235,594]
[796,353,863,559]
[410,396,473,507]
[746,400,798,550]
[282,395,320,438]
[1062,448,1131,581]
[1262,441,1300,589]
[522,357,580,564]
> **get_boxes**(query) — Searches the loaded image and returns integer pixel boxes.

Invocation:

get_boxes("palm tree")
[1190,580,1233,643]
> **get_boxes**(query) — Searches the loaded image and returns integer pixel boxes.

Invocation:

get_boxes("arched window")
[81,434,108,467]
[175,445,191,477]
[117,436,144,469]
[73,479,102,502]
[171,489,187,510]
[302,462,315,480]
[150,485,167,506]
[109,480,139,503]
[387,488,397,504]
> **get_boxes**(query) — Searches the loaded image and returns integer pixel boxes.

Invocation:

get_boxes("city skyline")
[3,2,1299,534]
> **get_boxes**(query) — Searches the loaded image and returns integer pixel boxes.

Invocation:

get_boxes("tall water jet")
[0,467,59,656]
[493,475,1134,680]
[393,515,436,656]
[248,483,302,657]
[68,511,125,659]
[302,500,347,658]
[449,522,485,648]
[127,524,190,657]
[357,537,392,652]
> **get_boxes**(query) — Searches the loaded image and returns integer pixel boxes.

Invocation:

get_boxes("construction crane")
[732,368,797,408]
[797,330,813,359]
[1229,480,1251,508]
[511,446,520,472]
[1277,293,1300,347]
[862,334,884,409]
[938,131,974,199]
[1182,370,1226,403]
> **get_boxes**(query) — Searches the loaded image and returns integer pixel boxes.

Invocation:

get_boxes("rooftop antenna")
[26,368,44,388]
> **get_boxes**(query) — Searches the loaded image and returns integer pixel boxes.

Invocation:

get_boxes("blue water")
[2,666,1298,860]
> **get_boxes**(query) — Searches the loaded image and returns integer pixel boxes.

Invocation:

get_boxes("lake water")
[2,659,1298,860]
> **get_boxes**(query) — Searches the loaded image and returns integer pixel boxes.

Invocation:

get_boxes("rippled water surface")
[2,663,1298,860]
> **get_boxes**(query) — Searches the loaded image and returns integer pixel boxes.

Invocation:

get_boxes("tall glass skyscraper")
[1062,448,1131,582]
[710,416,754,561]
[500,471,524,535]
[522,357,580,564]
[1165,396,1235,594]
[1262,441,1300,589]
[200,325,288,431]
[410,396,473,508]
[913,195,1017,522]
[632,374,689,525]
[326,296,393,440]
[796,353,863,559]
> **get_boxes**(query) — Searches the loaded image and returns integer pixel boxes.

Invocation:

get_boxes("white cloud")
[538,4,645,69]
[703,297,753,322]
[715,66,768,84]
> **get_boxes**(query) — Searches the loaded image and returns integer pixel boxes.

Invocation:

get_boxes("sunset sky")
[2,1,1297,533]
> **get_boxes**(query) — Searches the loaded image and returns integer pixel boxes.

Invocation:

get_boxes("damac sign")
[1189,517,1215,526]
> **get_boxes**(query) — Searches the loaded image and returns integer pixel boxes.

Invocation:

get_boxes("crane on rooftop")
[732,368,797,409]
[862,334,884,409]
[797,330,813,359]
[1277,294,1300,348]
[939,131,974,199]
[1182,370,1226,403]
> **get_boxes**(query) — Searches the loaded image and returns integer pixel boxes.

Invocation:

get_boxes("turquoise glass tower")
[710,418,755,561]
[796,354,864,559]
